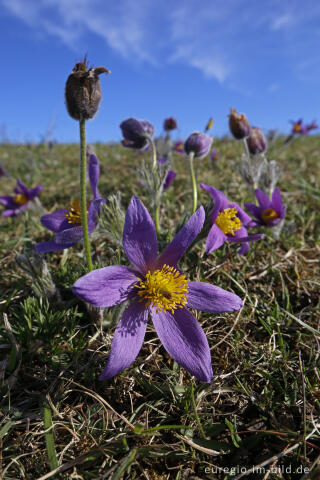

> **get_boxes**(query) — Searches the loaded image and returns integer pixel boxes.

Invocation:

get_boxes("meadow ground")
[0,136,319,479]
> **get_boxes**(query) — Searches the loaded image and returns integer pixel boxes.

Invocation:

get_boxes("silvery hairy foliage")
[95,192,125,246]
[15,251,60,300]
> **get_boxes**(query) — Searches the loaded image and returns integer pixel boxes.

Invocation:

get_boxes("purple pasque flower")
[210,149,218,162]
[163,170,177,190]
[228,108,250,139]
[73,196,242,382]
[120,118,154,150]
[174,140,184,155]
[35,154,104,253]
[163,117,177,132]
[158,156,168,165]
[306,120,318,133]
[200,184,264,255]
[184,132,213,159]
[244,188,286,227]
[0,179,42,217]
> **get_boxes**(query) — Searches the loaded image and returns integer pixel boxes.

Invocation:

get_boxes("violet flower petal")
[35,240,76,253]
[40,209,70,233]
[123,196,158,274]
[187,281,242,312]
[15,179,29,196]
[206,224,226,253]
[151,307,213,382]
[200,184,229,210]
[271,188,285,216]
[229,202,252,225]
[99,299,148,380]
[72,265,139,308]
[29,185,43,200]
[238,242,250,255]
[156,206,205,269]
[255,189,271,209]
[88,154,100,200]
[163,170,177,190]
[0,196,16,207]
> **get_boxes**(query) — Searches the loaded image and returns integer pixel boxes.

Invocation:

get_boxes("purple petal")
[156,206,205,268]
[41,209,70,233]
[255,189,271,209]
[88,154,100,200]
[228,226,263,243]
[271,188,285,216]
[206,224,226,253]
[187,281,242,312]
[15,179,30,196]
[0,195,16,207]
[229,202,252,226]
[72,265,139,308]
[238,242,250,255]
[54,225,86,244]
[2,208,19,217]
[123,196,158,274]
[151,307,213,382]
[200,184,229,210]
[99,300,148,380]
[163,170,176,190]
[29,185,43,200]
[244,202,264,222]
[35,240,76,253]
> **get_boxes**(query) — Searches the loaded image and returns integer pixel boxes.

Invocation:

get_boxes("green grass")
[0,136,319,479]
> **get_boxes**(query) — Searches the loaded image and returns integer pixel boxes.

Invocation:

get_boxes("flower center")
[261,208,279,224]
[215,208,242,235]
[64,199,85,225]
[13,193,28,206]
[293,123,301,133]
[135,264,188,314]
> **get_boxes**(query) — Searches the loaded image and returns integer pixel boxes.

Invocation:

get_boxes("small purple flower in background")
[184,132,213,159]
[290,119,306,135]
[306,121,318,133]
[73,196,242,382]
[228,108,250,139]
[0,180,42,217]
[210,149,218,163]
[200,184,264,255]
[163,170,177,190]
[244,188,286,227]
[163,117,177,132]
[35,153,104,253]
[0,164,7,178]
[246,127,267,155]
[174,140,184,155]
[120,118,154,150]
[158,156,168,165]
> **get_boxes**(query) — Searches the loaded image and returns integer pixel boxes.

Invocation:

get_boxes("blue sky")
[1,0,320,143]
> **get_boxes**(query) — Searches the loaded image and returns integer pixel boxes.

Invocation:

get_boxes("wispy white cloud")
[1,0,320,87]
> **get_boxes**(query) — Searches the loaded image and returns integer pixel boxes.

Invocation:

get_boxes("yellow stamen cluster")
[64,199,84,224]
[136,264,189,314]
[215,208,241,235]
[261,208,278,224]
[293,123,301,133]
[13,193,28,206]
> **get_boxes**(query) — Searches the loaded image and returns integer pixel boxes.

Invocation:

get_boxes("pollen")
[64,199,85,225]
[215,208,241,235]
[136,264,189,314]
[261,208,278,224]
[13,193,28,206]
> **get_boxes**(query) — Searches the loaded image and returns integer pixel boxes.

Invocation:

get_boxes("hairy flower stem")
[79,118,93,271]
[150,137,161,235]
[242,137,250,158]
[188,152,197,213]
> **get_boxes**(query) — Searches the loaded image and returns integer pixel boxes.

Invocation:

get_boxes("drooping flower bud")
[163,117,178,131]
[120,118,154,150]
[184,132,213,159]
[246,127,267,155]
[228,108,250,139]
[65,57,110,121]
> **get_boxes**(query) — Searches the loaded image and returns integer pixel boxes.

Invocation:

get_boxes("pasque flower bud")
[120,118,154,150]
[184,132,213,159]
[65,58,110,120]
[163,117,178,131]
[228,108,250,139]
[246,127,267,155]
